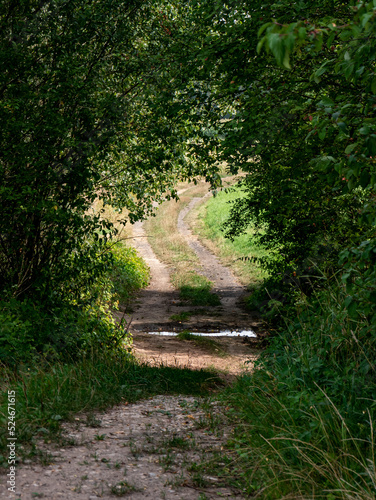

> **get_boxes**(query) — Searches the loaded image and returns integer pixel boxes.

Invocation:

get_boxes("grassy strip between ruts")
[143,182,221,306]
[0,350,222,467]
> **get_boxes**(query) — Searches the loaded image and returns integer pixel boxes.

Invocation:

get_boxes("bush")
[109,242,149,305]
[0,243,149,365]
[0,299,127,365]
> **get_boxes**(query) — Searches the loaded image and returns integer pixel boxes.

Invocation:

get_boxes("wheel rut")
[177,196,248,312]
[127,184,262,377]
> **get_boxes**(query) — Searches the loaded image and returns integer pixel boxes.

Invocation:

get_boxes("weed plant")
[213,279,376,499]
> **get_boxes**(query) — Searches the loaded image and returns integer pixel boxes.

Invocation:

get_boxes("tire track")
[177,196,246,312]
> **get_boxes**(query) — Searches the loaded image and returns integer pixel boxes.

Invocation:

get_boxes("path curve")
[177,197,247,312]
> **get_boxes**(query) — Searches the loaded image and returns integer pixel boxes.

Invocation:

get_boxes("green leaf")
[319,97,334,107]
[319,129,326,140]
[361,12,374,27]
[282,51,291,69]
[359,126,370,135]
[344,143,357,154]
[258,22,272,37]
[257,37,266,54]
[337,122,348,133]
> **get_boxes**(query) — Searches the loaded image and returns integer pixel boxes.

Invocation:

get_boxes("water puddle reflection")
[147,330,257,337]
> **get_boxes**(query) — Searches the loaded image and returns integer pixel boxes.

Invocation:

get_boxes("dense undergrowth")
[0,242,149,365]
[197,183,376,498]
[214,278,376,499]
[180,271,376,499]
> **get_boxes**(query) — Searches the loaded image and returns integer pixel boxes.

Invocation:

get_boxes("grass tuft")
[179,285,221,307]
[169,311,193,322]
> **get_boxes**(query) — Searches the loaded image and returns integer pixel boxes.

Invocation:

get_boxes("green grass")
[169,311,193,322]
[0,350,222,466]
[193,280,376,499]
[170,309,214,321]
[164,435,192,450]
[179,284,221,307]
[111,480,139,496]
[193,184,270,288]
[144,188,221,306]
[109,242,150,306]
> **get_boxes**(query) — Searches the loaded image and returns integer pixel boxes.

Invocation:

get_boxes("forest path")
[128,181,261,377]
[1,182,261,500]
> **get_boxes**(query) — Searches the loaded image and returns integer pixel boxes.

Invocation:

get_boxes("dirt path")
[128,184,261,377]
[177,196,250,317]
[1,397,243,500]
[129,219,177,331]
[0,184,260,500]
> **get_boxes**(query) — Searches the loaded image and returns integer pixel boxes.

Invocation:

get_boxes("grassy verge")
[194,279,376,499]
[144,183,220,306]
[0,350,221,467]
[190,184,268,288]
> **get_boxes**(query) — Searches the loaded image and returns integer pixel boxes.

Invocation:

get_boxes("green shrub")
[109,242,149,305]
[0,243,149,365]
[0,299,128,365]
